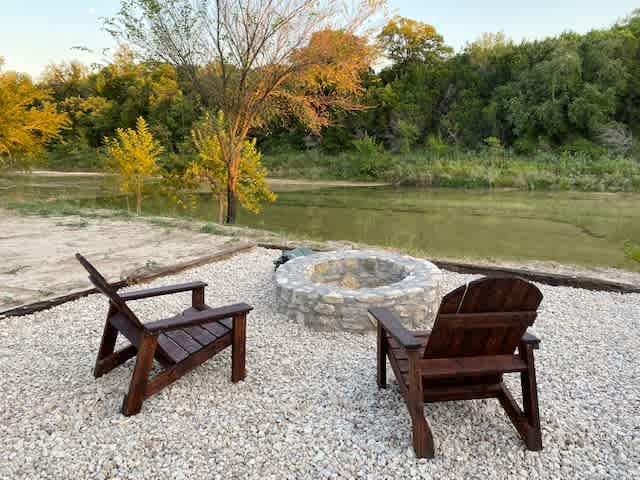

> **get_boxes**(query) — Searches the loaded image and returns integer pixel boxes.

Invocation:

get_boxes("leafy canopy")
[190,112,275,215]
[0,60,69,170]
[103,116,163,213]
[377,16,452,66]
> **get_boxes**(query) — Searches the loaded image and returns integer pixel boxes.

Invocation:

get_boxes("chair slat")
[417,355,527,379]
[183,325,217,345]
[157,334,190,363]
[164,329,202,354]
[201,320,231,338]
[424,277,542,359]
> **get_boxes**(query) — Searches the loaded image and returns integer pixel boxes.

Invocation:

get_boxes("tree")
[103,116,162,215]
[0,59,69,170]
[377,16,451,67]
[190,112,275,223]
[106,0,382,223]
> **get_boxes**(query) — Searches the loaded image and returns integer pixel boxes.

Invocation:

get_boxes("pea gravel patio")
[0,248,638,479]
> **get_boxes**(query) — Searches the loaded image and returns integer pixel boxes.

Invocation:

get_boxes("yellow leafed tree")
[190,112,275,224]
[103,116,162,215]
[0,59,69,170]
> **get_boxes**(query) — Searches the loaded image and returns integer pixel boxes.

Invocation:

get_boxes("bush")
[426,134,449,156]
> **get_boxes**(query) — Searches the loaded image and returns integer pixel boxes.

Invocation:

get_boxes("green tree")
[190,112,275,223]
[378,16,452,67]
[103,116,162,215]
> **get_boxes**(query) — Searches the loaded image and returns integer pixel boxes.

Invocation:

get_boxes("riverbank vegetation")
[2,4,640,211]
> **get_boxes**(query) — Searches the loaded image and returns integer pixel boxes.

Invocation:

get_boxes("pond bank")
[3,173,639,272]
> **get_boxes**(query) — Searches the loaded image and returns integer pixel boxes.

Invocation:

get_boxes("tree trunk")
[136,182,142,216]
[226,178,237,224]
[225,149,240,224]
[217,193,225,224]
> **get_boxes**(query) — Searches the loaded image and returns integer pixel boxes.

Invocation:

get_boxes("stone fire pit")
[275,250,443,332]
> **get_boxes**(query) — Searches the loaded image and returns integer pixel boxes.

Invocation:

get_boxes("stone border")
[275,250,443,332]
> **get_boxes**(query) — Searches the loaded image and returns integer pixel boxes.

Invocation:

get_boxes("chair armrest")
[120,281,207,301]
[144,302,253,334]
[521,331,541,349]
[368,307,422,350]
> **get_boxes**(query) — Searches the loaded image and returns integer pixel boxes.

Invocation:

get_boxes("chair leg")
[95,345,138,377]
[231,313,247,383]
[192,286,205,310]
[407,351,435,458]
[498,380,542,451]
[94,309,118,378]
[122,334,158,416]
[520,343,542,450]
[377,321,387,389]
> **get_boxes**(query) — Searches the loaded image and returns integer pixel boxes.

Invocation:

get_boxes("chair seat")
[156,307,233,364]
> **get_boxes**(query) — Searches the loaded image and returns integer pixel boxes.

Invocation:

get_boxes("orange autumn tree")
[107,0,383,223]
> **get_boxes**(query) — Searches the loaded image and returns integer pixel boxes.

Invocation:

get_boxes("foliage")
[189,112,275,223]
[103,116,163,214]
[40,48,200,153]
[105,0,381,223]
[5,8,640,199]
[623,240,640,263]
[377,16,452,66]
[0,61,69,170]
[263,148,640,192]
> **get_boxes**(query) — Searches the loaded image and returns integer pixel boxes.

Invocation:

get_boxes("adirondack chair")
[76,253,253,416]
[369,277,543,458]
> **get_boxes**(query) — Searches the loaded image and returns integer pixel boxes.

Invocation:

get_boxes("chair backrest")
[75,253,143,329]
[423,277,542,359]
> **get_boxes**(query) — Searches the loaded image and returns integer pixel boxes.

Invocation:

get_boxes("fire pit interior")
[309,258,408,289]
[275,250,442,332]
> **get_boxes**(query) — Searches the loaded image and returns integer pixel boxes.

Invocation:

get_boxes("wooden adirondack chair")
[76,253,253,416]
[369,277,543,458]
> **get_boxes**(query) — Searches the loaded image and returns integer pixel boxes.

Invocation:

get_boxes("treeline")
[38,13,640,162]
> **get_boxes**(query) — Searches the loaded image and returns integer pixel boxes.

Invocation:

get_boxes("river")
[2,173,639,272]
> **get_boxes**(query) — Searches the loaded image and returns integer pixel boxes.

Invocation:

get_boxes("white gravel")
[1,247,638,479]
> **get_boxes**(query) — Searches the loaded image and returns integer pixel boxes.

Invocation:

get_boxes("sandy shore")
[0,209,236,309]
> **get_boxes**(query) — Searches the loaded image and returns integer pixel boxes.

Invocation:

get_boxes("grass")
[200,223,224,234]
[1,198,133,219]
[262,149,640,192]
[38,146,640,193]
[624,241,640,263]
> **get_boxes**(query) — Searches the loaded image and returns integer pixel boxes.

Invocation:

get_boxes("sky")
[1,1,638,79]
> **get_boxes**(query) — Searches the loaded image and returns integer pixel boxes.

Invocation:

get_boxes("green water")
[2,174,639,271]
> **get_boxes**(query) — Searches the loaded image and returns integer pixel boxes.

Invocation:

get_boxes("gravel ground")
[1,248,638,479]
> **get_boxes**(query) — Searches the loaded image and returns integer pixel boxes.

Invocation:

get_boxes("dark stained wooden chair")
[370,277,543,458]
[76,253,253,416]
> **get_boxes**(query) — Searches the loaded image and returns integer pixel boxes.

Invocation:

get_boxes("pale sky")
[1,1,638,79]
